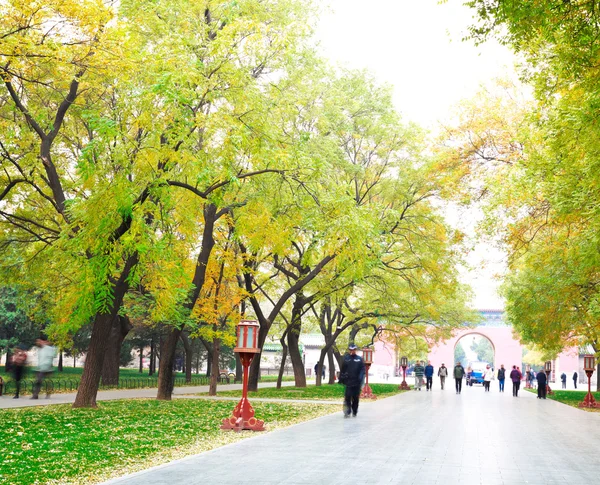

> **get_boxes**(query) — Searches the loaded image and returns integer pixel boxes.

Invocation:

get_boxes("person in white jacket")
[482,365,494,392]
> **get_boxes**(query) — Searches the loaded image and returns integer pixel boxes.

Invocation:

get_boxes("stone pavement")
[105,384,600,485]
[0,381,296,410]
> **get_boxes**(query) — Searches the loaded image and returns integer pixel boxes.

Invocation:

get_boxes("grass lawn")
[525,388,600,412]
[201,383,407,401]
[0,398,335,485]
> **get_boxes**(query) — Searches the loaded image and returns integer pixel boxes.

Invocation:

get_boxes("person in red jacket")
[510,365,522,397]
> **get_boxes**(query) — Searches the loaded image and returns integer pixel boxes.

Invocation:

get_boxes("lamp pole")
[360,347,376,400]
[399,356,410,390]
[221,320,265,432]
[579,355,598,409]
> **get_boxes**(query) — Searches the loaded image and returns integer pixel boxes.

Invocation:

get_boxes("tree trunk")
[235,353,242,382]
[287,295,306,388]
[156,328,182,400]
[315,348,327,386]
[101,315,132,387]
[276,330,289,389]
[149,337,155,376]
[73,355,76,367]
[209,337,220,396]
[181,333,193,383]
[4,349,12,374]
[138,344,144,373]
[72,313,117,408]
[58,351,63,372]
[327,347,336,384]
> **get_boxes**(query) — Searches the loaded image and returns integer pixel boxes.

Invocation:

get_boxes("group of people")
[410,361,555,399]
[4,338,57,399]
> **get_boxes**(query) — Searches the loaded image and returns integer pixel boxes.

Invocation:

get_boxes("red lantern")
[221,320,265,432]
[235,320,260,353]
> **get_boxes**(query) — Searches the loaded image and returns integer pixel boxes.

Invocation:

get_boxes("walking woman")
[482,364,494,392]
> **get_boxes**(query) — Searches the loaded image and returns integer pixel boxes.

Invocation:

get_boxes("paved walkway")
[105,385,600,485]
[0,381,297,409]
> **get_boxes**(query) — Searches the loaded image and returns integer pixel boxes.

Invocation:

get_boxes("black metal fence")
[0,375,213,396]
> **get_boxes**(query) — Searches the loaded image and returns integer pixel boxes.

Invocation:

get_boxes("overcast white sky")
[315,0,511,309]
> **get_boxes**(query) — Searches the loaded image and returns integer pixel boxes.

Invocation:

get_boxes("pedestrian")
[572,371,578,389]
[31,337,57,400]
[482,364,494,392]
[537,368,547,399]
[527,369,534,388]
[497,364,506,392]
[413,360,425,391]
[424,360,434,391]
[510,365,522,397]
[454,361,465,394]
[10,348,28,399]
[340,344,365,418]
[438,363,448,390]
[466,366,473,386]
[560,372,567,389]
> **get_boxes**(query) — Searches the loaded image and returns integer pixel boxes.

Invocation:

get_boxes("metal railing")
[1,375,212,395]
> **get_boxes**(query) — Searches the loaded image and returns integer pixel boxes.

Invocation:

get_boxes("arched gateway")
[426,310,580,377]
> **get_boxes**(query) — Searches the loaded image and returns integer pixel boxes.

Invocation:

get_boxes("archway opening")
[454,334,495,385]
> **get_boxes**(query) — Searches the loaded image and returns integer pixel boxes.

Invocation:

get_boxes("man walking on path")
[573,371,578,389]
[438,363,448,390]
[424,361,434,391]
[32,338,56,400]
[454,362,465,394]
[561,372,567,389]
[341,344,365,418]
[510,365,522,397]
[537,369,548,399]
[497,364,506,392]
[414,361,425,391]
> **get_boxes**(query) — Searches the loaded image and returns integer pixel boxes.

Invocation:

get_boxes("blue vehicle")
[467,361,489,386]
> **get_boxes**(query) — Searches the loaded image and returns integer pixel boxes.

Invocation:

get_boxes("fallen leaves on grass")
[0,399,335,485]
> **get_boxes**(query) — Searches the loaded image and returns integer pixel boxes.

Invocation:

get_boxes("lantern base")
[579,393,599,408]
[360,384,377,400]
[220,397,265,432]
[399,380,410,390]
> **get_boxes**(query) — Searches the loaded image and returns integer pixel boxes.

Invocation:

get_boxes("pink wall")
[428,327,523,370]
[373,339,395,367]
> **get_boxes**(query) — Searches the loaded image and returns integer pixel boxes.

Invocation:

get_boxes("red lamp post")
[579,355,598,409]
[360,347,376,400]
[221,320,265,432]
[399,356,410,390]
[544,360,554,396]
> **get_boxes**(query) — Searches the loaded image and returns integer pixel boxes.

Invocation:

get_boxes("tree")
[0,287,44,370]
[454,342,467,368]
[470,337,494,364]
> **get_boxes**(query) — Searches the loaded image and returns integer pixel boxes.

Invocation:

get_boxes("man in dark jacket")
[510,365,522,397]
[424,361,434,391]
[537,369,548,399]
[341,344,365,418]
[560,372,567,389]
[573,371,578,389]
[453,362,465,394]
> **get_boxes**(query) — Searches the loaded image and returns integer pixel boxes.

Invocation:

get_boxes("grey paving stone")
[102,385,600,485]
